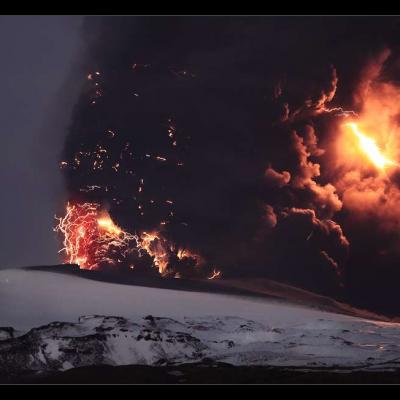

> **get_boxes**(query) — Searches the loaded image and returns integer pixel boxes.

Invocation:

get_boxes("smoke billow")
[60,16,400,314]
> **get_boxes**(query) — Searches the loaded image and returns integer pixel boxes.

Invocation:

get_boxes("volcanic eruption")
[54,201,215,278]
[53,17,400,315]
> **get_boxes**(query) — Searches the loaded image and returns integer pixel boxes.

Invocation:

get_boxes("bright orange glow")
[97,215,123,235]
[343,122,397,170]
[332,76,400,233]
[55,202,211,278]
[177,249,189,259]
[176,248,203,265]
[335,81,400,175]
[138,231,170,275]
[54,202,137,270]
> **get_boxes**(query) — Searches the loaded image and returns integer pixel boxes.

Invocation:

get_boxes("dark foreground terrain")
[2,363,400,384]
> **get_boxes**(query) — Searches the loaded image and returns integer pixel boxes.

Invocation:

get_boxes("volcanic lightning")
[55,202,219,279]
[343,122,398,170]
[54,202,138,270]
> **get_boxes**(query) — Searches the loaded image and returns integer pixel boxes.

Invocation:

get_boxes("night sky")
[5,16,400,316]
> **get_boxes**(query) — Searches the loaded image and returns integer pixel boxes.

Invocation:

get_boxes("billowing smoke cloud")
[270,207,349,296]
[264,204,278,228]
[59,16,400,314]
[265,167,291,188]
[281,66,340,122]
[289,130,342,218]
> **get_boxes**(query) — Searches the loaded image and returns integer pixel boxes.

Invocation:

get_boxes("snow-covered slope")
[0,268,357,330]
[1,267,400,374]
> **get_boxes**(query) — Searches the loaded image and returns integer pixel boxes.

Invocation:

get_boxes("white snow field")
[1,267,400,371]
